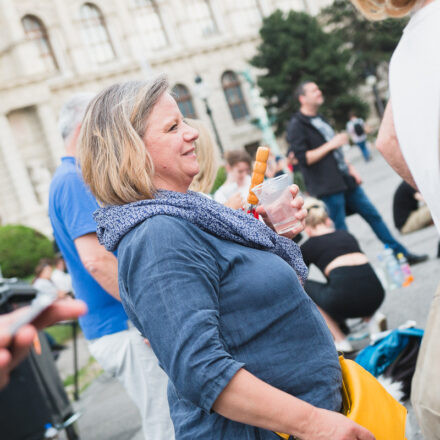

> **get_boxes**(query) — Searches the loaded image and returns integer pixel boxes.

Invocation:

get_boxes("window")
[79,3,115,64]
[172,84,197,119]
[131,0,168,50]
[221,71,249,122]
[186,0,217,37]
[234,0,263,29]
[22,15,58,71]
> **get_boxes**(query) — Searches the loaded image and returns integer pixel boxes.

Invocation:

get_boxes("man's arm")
[305,133,347,166]
[74,233,120,300]
[376,101,417,188]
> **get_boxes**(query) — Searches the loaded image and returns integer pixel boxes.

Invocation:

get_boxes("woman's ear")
[325,217,333,228]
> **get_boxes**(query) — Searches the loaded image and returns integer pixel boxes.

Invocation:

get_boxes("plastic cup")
[252,174,301,234]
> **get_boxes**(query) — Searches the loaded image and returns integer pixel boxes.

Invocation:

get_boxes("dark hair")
[224,150,252,168]
[294,81,313,102]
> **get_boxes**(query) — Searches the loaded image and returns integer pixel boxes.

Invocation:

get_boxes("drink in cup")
[252,174,301,234]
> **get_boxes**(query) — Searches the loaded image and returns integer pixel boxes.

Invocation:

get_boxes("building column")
[53,0,87,74]
[36,103,64,169]
[0,114,40,214]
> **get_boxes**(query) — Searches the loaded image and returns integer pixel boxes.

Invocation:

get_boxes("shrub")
[0,225,55,278]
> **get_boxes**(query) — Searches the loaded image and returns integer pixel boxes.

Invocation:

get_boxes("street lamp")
[193,75,224,156]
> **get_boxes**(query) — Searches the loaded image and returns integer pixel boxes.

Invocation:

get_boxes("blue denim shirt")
[118,216,342,439]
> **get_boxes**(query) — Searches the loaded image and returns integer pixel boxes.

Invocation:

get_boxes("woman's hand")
[224,192,245,210]
[256,184,307,239]
[300,407,375,440]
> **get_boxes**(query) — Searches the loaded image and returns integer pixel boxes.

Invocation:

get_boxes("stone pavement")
[56,144,437,439]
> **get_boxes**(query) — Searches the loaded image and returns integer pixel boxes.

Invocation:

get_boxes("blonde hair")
[78,76,168,205]
[350,0,422,19]
[187,118,219,194]
[304,197,329,228]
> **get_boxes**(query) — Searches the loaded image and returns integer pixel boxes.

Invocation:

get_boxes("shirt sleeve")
[287,117,308,168]
[58,170,100,240]
[120,218,245,413]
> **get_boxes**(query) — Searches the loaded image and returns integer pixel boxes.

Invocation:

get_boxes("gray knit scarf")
[94,190,307,283]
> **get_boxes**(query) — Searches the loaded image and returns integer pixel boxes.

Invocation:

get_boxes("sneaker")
[368,312,388,335]
[406,253,428,265]
[335,339,355,353]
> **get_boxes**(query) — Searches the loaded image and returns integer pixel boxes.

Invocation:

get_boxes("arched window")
[186,0,217,37]
[22,15,58,71]
[79,3,115,64]
[172,84,197,119]
[234,0,263,29]
[131,0,168,51]
[221,71,249,122]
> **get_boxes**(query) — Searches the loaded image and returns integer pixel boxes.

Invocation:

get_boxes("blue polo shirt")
[48,156,128,340]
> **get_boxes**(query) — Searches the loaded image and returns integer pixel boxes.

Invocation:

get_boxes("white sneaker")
[368,312,388,335]
[335,338,355,353]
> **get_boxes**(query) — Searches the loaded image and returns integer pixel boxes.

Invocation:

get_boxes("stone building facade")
[0,0,331,235]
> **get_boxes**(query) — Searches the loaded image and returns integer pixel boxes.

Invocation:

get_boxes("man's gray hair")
[58,92,95,141]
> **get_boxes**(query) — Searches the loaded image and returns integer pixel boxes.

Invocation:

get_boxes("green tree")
[250,10,368,134]
[320,0,407,79]
[0,225,54,278]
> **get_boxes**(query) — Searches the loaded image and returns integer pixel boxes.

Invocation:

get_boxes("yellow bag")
[276,355,407,440]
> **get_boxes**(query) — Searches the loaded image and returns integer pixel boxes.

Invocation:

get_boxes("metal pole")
[72,321,79,401]
[203,98,224,156]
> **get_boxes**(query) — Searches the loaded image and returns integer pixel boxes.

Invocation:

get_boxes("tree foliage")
[0,225,54,278]
[251,10,368,134]
[319,0,407,78]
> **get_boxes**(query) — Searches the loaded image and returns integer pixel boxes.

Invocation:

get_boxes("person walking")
[350,0,440,437]
[49,94,174,439]
[286,81,427,265]
[346,112,371,162]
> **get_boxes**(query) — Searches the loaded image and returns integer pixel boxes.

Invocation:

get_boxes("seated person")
[393,180,432,235]
[301,198,385,352]
[214,150,251,209]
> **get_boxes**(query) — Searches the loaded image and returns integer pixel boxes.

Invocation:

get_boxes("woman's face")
[230,161,250,186]
[143,93,199,192]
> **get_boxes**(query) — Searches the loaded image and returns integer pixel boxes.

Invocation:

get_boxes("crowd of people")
[0,0,439,438]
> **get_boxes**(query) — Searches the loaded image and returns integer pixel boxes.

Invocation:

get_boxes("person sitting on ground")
[33,259,69,299]
[186,118,219,195]
[214,150,251,210]
[393,180,432,235]
[78,76,374,440]
[301,198,385,353]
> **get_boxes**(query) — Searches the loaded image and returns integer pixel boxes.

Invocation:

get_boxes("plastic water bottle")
[44,423,59,439]
[382,246,404,290]
[397,253,414,287]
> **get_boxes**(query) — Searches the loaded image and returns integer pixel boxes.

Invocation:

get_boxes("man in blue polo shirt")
[49,94,174,439]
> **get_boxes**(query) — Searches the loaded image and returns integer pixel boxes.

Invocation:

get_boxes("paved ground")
[57,144,437,439]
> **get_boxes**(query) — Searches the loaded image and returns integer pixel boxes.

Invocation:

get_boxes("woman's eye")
[169,124,178,131]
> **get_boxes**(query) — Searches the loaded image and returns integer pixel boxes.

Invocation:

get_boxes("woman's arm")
[213,368,375,440]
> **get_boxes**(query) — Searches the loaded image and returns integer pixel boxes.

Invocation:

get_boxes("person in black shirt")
[393,180,432,234]
[301,198,385,352]
[287,81,427,265]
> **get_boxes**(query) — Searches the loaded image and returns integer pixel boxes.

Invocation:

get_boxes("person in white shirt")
[350,0,440,437]
[51,255,73,294]
[346,112,371,162]
[214,150,252,210]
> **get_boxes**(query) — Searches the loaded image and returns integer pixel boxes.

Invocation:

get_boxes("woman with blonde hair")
[186,118,218,194]
[78,76,373,440]
[301,198,385,352]
[351,0,439,437]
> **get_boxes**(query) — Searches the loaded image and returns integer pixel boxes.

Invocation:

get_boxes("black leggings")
[304,264,384,322]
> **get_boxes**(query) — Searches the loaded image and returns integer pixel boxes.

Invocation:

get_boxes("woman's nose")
[183,125,199,141]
